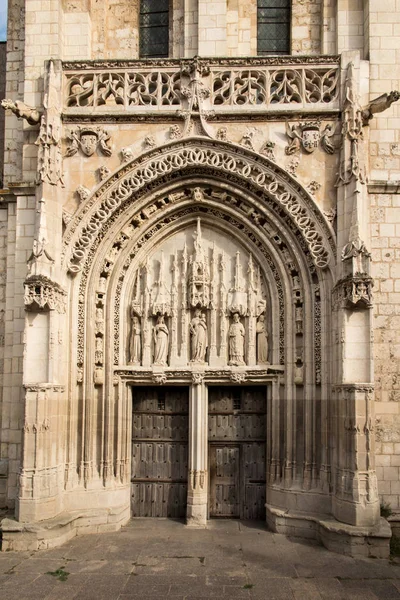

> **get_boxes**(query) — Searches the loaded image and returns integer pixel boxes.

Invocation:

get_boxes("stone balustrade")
[62,56,340,117]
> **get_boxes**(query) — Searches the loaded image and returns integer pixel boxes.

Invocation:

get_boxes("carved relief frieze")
[66,125,112,157]
[24,275,67,313]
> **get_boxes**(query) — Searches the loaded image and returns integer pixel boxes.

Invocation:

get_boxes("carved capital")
[192,372,204,385]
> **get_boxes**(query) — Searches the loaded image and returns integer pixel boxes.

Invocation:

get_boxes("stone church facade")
[0,0,400,557]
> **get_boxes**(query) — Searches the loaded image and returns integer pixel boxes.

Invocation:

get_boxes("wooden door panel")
[209,445,240,517]
[131,386,188,518]
[208,387,266,520]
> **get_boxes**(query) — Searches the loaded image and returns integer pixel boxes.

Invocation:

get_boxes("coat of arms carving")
[285,121,335,155]
[65,126,112,157]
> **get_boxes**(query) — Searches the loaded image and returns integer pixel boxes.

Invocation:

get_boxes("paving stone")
[0,520,396,600]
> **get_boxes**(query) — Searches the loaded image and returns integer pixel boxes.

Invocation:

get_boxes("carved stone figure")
[228,313,245,366]
[153,315,169,366]
[95,307,104,335]
[361,90,400,125]
[129,314,142,365]
[256,314,269,365]
[190,309,207,363]
[1,98,40,125]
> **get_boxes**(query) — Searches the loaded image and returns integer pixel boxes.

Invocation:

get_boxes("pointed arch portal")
[60,137,339,528]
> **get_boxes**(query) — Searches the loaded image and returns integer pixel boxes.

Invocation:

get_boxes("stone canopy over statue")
[127,219,270,368]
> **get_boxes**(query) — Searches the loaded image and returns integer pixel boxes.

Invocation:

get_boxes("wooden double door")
[131,386,188,518]
[208,386,266,520]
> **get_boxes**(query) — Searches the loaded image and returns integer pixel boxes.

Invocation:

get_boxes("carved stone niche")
[332,275,374,311]
[127,219,268,369]
[24,275,67,314]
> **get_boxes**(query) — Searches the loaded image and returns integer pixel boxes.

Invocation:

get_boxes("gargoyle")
[1,99,40,126]
[361,90,400,125]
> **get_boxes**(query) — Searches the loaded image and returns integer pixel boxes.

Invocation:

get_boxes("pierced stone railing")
[62,56,340,117]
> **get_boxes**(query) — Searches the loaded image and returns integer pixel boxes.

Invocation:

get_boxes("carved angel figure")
[129,314,142,365]
[228,313,245,366]
[320,124,336,154]
[153,315,169,366]
[285,121,302,155]
[256,314,269,365]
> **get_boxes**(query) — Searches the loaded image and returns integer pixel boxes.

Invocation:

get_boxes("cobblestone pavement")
[1,519,400,599]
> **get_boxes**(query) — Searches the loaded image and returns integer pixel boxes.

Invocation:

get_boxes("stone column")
[331,52,379,528]
[187,375,208,527]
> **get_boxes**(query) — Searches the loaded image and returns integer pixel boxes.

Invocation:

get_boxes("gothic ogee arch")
[57,137,341,537]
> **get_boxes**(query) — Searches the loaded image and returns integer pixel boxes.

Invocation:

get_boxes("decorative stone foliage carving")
[144,135,156,149]
[24,275,67,313]
[307,180,321,194]
[169,125,182,139]
[152,373,167,385]
[98,165,111,181]
[121,146,134,162]
[260,141,276,161]
[76,185,90,202]
[230,372,246,384]
[66,126,112,157]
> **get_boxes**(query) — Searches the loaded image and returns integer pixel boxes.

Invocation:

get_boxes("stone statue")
[129,314,142,365]
[256,314,269,365]
[190,309,207,363]
[228,313,245,366]
[153,315,169,366]
[1,98,40,125]
[95,307,104,335]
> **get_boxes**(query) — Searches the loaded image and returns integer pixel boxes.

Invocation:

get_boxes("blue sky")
[0,0,6,42]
